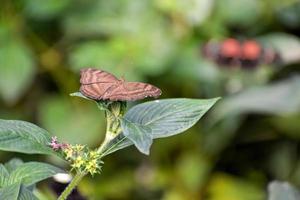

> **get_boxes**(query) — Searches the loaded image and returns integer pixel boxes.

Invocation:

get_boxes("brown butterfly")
[80,68,162,101]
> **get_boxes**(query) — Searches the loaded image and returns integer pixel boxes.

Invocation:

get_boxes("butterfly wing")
[80,83,117,100]
[80,68,118,84]
[80,68,119,100]
[102,82,162,101]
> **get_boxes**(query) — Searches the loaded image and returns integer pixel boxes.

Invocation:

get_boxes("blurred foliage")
[1,0,300,199]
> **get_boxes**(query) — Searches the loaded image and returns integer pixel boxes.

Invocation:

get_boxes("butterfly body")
[80,68,161,101]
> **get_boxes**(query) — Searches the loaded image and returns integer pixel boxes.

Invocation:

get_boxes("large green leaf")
[0,183,20,200]
[0,120,58,156]
[268,181,300,200]
[122,98,219,154]
[124,98,220,138]
[7,162,63,187]
[121,119,152,155]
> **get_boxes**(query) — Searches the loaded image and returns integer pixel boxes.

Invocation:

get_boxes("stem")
[57,172,86,200]
[97,109,122,155]
[97,133,113,155]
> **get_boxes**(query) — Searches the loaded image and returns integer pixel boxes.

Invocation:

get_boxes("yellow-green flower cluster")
[63,145,103,175]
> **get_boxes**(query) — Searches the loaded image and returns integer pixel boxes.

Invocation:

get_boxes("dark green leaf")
[0,120,58,156]
[8,162,63,187]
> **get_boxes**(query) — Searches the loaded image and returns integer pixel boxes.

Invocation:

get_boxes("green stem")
[97,109,122,155]
[57,172,86,200]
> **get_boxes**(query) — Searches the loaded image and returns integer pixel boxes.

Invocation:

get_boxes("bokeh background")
[1,0,300,199]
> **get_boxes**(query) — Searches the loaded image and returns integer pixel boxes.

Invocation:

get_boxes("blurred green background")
[1,0,300,199]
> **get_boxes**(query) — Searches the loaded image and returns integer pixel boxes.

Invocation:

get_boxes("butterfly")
[80,68,162,101]
[202,38,280,68]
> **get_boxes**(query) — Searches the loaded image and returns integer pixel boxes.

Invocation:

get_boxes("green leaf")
[0,164,9,187]
[8,162,63,187]
[0,119,58,156]
[268,181,300,200]
[125,98,220,138]
[0,183,20,200]
[120,98,219,154]
[4,158,24,174]
[121,119,152,155]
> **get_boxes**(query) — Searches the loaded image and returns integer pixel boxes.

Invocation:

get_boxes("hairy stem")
[57,172,86,200]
